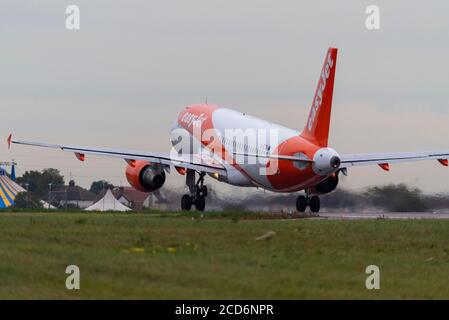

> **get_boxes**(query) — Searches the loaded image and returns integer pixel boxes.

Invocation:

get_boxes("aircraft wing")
[8,135,227,175]
[340,150,449,170]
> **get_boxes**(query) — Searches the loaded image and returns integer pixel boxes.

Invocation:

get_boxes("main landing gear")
[181,170,208,211]
[296,193,320,213]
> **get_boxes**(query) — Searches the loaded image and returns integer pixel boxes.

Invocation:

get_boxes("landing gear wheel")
[185,170,208,212]
[309,196,320,213]
[181,194,192,211]
[196,185,208,198]
[195,196,206,211]
[201,186,208,197]
[296,195,307,212]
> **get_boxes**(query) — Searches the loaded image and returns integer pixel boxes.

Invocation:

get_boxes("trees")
[89,180,114,195]
[13,192,43,209]
[16,168,64,198]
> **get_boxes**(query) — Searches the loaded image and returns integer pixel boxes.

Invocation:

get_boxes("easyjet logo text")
[180,112,208,129]
[307,52,334,131]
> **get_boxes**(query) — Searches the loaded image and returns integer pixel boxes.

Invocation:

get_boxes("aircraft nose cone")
[330,156,341,168]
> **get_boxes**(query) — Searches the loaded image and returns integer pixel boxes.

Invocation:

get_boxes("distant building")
[113,186,151,210]
[51,180,96,209]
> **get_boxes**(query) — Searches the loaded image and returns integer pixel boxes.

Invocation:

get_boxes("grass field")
[0,211,448,299]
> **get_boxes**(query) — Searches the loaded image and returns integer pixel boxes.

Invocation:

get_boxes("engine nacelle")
[312,147,341,176]
[310,174,339,195]
[125,160,166,192]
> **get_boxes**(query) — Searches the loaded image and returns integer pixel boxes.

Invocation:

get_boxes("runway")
[317,212,449,220]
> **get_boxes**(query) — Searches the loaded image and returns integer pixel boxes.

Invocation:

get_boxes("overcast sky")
[1,0,449,194]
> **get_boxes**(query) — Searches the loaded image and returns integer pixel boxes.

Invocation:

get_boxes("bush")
[364,184,428,212]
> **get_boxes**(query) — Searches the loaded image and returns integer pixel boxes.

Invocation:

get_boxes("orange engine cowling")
[125,160,166,192]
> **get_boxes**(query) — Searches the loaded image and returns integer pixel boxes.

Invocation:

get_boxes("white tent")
[41,200,56,209]
[85,189,131,212]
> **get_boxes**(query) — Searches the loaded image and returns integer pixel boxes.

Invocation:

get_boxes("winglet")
[378,163,390,171]
[438,159,448,167]
[7,134,12,150]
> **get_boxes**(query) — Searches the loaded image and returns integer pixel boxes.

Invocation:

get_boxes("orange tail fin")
[301,47,338,147]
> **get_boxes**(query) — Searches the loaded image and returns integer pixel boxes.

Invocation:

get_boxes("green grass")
[0,212,448,299]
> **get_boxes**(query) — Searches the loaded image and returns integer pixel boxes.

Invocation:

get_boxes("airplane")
[8,47,449,213]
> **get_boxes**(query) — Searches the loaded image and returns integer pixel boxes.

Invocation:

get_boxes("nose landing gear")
[296,193,320,213]
[181,169,208,212]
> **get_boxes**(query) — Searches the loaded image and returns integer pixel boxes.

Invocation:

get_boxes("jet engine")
[125,160,166,192]
[310,174,339,194]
